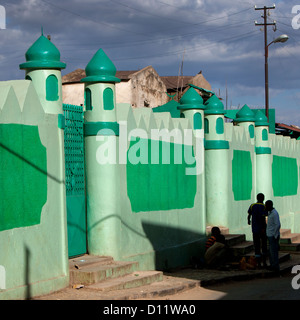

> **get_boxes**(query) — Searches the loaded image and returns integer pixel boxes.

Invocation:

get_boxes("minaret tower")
[81,49,121,257]
[19,30,66,114]
[204,94,230,227]
[235,104,256,145]
[178,87,206,131]
[254,110,272,200]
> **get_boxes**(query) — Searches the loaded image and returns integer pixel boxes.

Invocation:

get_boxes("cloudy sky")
[1,0,299,125]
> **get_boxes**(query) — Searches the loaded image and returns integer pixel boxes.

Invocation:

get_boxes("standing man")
[265,200,281,273]
[247,193,268,268]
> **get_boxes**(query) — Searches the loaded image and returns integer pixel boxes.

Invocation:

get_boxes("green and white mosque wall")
[1,32,300,299]
[0,34,68,299]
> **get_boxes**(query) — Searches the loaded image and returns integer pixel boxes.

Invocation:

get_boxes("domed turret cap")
[81,49,120,83]
[19,34,66,69]
[204,94,225,115]
[178,87,205,110]
[235,104,255,122]
[255,110,269,126]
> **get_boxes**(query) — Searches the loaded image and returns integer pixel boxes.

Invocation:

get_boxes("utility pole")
[254,4,276,121]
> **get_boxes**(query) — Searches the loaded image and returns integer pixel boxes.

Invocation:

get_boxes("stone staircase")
[224,233,291,264]
[206,226,296,266]
[69,255,163,292]
[68,228,300,294]
[279,229,300,252]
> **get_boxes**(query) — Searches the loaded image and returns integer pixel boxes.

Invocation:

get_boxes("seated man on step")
[204,226,228,268]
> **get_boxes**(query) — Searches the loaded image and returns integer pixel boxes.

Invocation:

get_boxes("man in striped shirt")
[204,227,227,268]
[205,227,226,250]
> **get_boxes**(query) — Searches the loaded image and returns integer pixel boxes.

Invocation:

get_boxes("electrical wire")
[39,0,150,37]
[58,19,253,50]
[62,30,261,63]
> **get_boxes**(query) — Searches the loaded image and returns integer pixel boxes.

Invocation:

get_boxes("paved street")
[143,273,300,300]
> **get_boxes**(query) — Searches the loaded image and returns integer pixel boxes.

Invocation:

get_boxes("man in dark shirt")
[248,193,268,268]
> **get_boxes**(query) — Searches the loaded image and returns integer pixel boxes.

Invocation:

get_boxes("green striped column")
[81,49,121,258]
[177,87,206,227]
[204,95,230,227]
[254,110,272,200]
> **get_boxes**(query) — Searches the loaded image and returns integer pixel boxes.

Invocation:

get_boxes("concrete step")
[244,251,291,264]
[69,255,114,269]
[87,271,163,292]
[224,234,246,247]
[230,241,254,257]
[280,229,292,238]
[277,252,291,263]
[280,233,300,244]
[69,255,139,286]
[279,243,300,252]
[206,226,229,235]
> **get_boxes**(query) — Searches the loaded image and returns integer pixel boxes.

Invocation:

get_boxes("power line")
[109,0,253,28]
[40,0,253,40]
[109,30,261,62]
[60,30,260,64]
[109,0,193,26]
[39,0,150,37]
[58,19,253,51]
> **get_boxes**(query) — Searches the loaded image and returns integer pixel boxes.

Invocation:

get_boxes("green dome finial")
[19,34,66,70]
[81,49,120,83]
[235,104,255,122]
[255,110,269,126]
[204,94,225,115]
[178,87,205,110]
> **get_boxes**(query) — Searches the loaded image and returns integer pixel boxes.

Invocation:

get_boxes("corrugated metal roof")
[276,123,300,133]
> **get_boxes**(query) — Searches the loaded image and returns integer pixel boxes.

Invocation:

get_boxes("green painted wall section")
[262,129,268,141]
[0,124,47,231]
[249,125,254,139]
[127,138,197,212]
[103,87,114,111]
[193,112,202,130]
[84,88,92,110]
[272,155,298,197]
[204,118,209,134]
[0,80,69,300]
[216,117,224,134]
[232,150,252,201]
[46,75,59,101]
[153,99,181,118]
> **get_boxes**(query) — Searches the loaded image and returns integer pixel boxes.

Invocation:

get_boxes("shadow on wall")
[24,245,31,300]
[0,141,61,184]
[142,221,206,271]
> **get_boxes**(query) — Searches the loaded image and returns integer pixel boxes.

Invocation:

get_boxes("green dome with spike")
[204,94,225,115]
[255,110,269,126]
[235,104,255,122]
[19,34,66,69]
[178,87,205,110]
[81,49,120,83]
